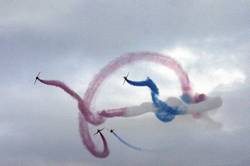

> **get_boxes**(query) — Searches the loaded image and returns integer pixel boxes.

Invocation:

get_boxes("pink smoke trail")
[78,113,109,158]
[84,52,192,109]
[37,52,201,158]
[37,78,109,157]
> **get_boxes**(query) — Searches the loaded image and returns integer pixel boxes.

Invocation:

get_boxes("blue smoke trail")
[125,77,159,95]
[125,77,186,122]
[111,131,143,151]
[111,130,170,153]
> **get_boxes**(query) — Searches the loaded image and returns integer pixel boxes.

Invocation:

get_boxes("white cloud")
[162,47,199,68]
[161,47,247,94]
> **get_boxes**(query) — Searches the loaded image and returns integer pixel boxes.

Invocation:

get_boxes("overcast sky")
[1,0,250,165]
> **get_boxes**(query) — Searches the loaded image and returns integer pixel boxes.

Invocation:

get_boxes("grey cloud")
[0,0,250,165]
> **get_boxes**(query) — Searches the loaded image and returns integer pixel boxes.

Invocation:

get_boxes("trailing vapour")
[36,52,222,158]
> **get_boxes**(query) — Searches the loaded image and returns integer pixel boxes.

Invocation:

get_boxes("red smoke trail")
[37,52,199,158]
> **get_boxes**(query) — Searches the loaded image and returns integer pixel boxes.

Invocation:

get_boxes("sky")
[0,0,250,165]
